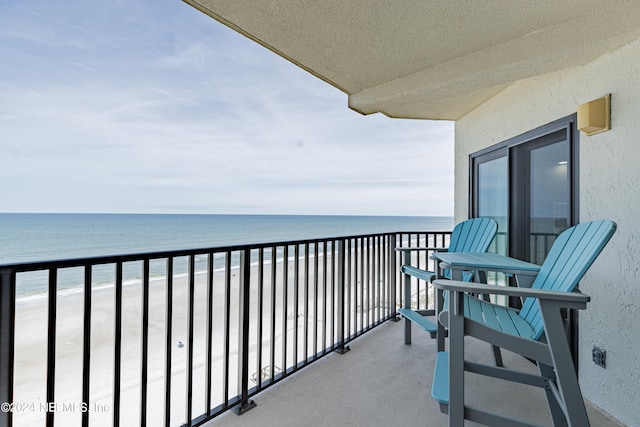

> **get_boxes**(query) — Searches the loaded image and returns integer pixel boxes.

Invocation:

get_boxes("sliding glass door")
[510,129,571,264]
[471,116,578,264]
[471,115,580,366]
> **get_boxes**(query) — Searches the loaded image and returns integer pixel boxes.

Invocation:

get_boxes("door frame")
[469,113,579,246]
[468,113,581,369]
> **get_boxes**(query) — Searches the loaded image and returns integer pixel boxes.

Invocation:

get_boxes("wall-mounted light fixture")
[577,94,611,136]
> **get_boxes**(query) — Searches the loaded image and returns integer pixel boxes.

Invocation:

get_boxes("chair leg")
[436,288,446,352]
[403,261,412,345]
[404,317,412,345]
[448,290,466,427]
[538,363,568,427]
[539,301,590,426]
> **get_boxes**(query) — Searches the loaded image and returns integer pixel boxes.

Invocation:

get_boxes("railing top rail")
[0,230,453,272]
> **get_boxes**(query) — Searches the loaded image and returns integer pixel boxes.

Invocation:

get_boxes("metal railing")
[394,231,452,311]
[0,230,452,427]
[392,229,559,314]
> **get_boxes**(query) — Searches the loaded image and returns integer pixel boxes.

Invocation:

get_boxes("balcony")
[0,230,622,426]
[205,321,621,427]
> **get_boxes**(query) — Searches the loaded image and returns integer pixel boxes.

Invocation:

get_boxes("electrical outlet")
[592,347,606,368]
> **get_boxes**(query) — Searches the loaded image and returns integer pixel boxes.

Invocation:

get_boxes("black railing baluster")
[374,236,378,325]
[416,241,422,311]
[363,237,368,329]
[363,236,376,331]
[383,236,388,316]
[322,242,328,355]
[362,237,376,330]
[389,234,397,319]
[423,233,428,310]
[374,236,379,324]
[409,233,417,310]
[163,258,173,427]
[381,236,386,319]
[185,255,195,425]
[0,268,15,427]
[303,243,309,365]
[81,265,92,427]
[373,237,378,325]
[378,236,382,322]
[397,234,404,307]
[313,242,319,360]
[359,238,365,331]
[366,237,371,328]
[373,236,382,325]
[346,239,352,338]
[380,237,384,318]
[351,239,356,334]
[330,241,335,349]
[365,237,370,329]
[45,268,57,427]
[384,234,396,316]
[363,238,367,329]
[335,239,349,354]
[336,239,344,352]
[270,247,277,384]
[205,253,214,416]
[282,246,289,375]
[233,249,256,415]
[113,262,123,427]
[362,237,366,331]
[223,252,232,407]
[293,244,299,370]
[398,236,402,304]
[257,248,264,388]
[140,260,150,427]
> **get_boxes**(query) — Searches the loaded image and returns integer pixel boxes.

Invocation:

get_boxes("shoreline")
[13,250,338,303]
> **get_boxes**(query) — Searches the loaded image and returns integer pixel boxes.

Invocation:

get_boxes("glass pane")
[478,156,508,256]
[529,141,569,264]
[477,155,508,292]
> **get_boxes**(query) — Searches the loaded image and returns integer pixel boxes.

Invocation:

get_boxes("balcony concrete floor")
[206,320,622,426]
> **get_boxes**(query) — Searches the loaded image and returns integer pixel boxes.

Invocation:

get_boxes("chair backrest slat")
[448,217,497,253]
[445,217,498,282]
[520,220,617,340]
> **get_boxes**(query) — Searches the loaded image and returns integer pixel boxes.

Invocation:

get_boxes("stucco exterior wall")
[455,38,640,425]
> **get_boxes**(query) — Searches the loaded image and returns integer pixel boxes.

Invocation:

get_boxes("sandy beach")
[10,255,348,427]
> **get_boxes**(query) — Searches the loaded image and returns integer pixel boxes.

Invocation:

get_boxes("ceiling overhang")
[184,0,640,120]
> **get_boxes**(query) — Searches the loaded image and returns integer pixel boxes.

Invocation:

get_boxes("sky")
[0,0,454,216]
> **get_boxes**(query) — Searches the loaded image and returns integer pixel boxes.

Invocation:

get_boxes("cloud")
[0,0,454,216]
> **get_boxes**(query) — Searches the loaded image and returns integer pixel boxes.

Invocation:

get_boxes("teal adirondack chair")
[397,217,498,343]
[432,219,616,427]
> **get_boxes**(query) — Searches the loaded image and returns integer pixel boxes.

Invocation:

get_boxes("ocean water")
[1,213,453,298]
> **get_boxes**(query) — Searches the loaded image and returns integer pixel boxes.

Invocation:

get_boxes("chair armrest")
[395,247,446,252]
[401,265,436,283]
[432,279,590,304]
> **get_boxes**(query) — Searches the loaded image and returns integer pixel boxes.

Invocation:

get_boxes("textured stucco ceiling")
[184,0,640,120]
